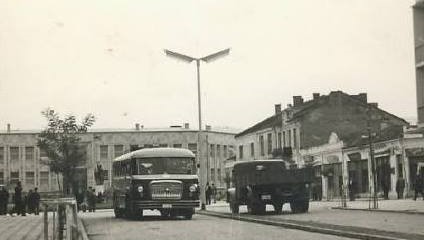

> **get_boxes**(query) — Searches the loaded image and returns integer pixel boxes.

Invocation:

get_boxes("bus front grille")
[150,180,182,200]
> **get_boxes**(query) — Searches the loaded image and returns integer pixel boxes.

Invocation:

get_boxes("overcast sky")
[0,0,417,131]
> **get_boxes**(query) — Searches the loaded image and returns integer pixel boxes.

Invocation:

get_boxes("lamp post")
[164,48,230,210]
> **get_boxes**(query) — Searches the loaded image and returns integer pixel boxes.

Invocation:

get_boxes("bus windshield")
[136,157,196,175]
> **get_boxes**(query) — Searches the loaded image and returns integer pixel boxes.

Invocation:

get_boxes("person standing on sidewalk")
[211,183,217,204]
[396,177,405,199]
[33,187,40,215]
[414,174,423,200]
[0,185,9,215]
[205,182,211,205]
[14,181,24,216]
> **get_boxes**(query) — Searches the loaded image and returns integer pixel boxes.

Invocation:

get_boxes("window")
[211,169,215,182]
[100,145,108,160]
[283,131,286,147]
[25,147,34,160]
[278,132,282,149]
[188,143,197,155]
[260,135,264,156]
[159,144,168,148]
[217,145,221,159]
[26,171,35,185]
[250,143,254,157]
[0,147,4,167]
[10,147,19,161]
[267,133,272,154]
[218,169,222,183]
[40,149,47,158]
[288,130,292,147]
[0,172,3,185]
[293,129,297,149]
[114,145,124,158]
[173,144,182,148]
[40,171,49,186]
[210,144,215,157]
[239,145,244,159]
[103,170,109,180]
[10,172,19,185]
[223,145,228,158]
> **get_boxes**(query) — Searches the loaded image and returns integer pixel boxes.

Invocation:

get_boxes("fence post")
[44,204,48,240]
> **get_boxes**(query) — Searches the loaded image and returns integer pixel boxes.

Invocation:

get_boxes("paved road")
[81,210,354,240]
[0,214,47,240]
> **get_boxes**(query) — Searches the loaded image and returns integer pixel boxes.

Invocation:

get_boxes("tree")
[37,108,95,195]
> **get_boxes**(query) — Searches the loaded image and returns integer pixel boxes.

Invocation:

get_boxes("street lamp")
[164,48,230,210]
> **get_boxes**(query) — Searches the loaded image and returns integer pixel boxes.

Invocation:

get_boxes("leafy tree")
[37,108,95,195]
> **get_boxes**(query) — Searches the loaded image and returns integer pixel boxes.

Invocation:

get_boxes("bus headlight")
[189,184,198,192]
[137,186,144,192]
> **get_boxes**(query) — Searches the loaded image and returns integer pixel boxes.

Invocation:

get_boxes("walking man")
[211,183,217,204]
[396,177,405,199]
[0,185,9,215]
[27,189,34,214]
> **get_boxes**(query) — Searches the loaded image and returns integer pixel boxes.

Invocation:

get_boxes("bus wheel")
[184,209,194,220]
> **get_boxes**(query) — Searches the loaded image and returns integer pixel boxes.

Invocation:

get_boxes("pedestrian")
[0,185,9,215]
[27,189,34,214]
[14,181,24,216]
[396,177,405,199]
[86,187,93,212]
[413,174,423,200]
[91,188,97,212]
[33,187,40,215]
[381,180,389,200]
[211,183,217,204]
[205,182,211,205]
[348,179,355,201]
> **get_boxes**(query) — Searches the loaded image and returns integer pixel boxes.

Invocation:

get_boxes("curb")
[77,217,90,240]
[331,207,424,215]
[198,210,420,240]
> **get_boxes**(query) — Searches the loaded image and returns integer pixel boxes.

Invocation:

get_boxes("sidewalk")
[204,199,424,238]
[333,199,424,214]
[0,214,48,240]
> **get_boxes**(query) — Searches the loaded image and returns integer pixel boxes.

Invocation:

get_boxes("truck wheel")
[230,202,239,214]
[273,202,283,214]
[114,207,123,218]
[290,200,309,213]
[249,202,265,215]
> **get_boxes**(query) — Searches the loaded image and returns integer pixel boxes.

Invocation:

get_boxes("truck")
[227,160,313,215]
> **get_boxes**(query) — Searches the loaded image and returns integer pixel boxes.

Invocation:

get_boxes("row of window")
[0,146,40,161]
[0,171,50,186]
[209,144,233,159]
[238,128,298,160]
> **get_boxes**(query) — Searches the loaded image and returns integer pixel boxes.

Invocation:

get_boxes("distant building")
[414,1,424,125]
[236,91,411,199]
[0,124,236,193]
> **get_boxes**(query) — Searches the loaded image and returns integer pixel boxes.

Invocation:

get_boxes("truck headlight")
[137,186,144,193]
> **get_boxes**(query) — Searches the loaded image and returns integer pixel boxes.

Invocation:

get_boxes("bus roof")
[113,147,195,162]
[233,159,285,169]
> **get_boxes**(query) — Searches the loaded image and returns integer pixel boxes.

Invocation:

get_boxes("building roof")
[0,127,238,136]
[113,147,195,161]
[288,91,409,125]
[235,114,281,138]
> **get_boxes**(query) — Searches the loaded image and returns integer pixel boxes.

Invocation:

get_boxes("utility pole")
[164,48,230,210]
[366,107,378,209]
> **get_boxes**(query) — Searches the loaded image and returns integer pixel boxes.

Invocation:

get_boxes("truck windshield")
[136,157,196,175]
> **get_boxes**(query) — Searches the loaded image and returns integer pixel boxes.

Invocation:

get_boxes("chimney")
[135,123,140,131]
[357,93,367,103]
[369,102,378,108]
[184,123,190,129]
[274,104,281,115]
[6,124,10,133]
[313,93,320,100]
[293,96,304,107]
[205,125,211,131]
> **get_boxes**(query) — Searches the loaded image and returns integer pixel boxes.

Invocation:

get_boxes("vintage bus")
[112,148,200,219]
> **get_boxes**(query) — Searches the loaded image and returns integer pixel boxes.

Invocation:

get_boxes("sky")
[0,0,418,132]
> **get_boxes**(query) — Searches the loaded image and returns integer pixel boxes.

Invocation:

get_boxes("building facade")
[0,124,236,193]
[235,91,411,200]
[414,1,424,125]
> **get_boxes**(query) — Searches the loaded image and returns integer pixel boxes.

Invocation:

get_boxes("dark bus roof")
[113,147,195,162]
[233,159,285,170]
